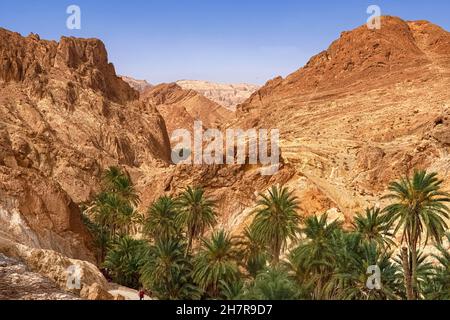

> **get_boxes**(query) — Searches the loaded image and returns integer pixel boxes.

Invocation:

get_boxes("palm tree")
[250,186,301,265]
[192,230,240,297]
[103,236,147,288]
[238,227,269,278]
[352,207,395,249]
[176,186,217,256]
[140,239,200,300]
[102,166,140,206]
[81,212,111,263]
[394,249,435,299]
[287,213,342,299]
[92,192,123,237]
[243,267,302,300]
[92,192,139,238]
[144,196,180,242]
[103,166,123,187]
[329,236,402,300]
[423,233,450,300]
[383,170,450,299]
[219,279,244,300]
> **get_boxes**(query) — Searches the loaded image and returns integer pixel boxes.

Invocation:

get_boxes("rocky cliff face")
[142,82,233,137]
[0,28,171,264]
[0,28,285,298]
[0,253,79,300]
[235,16,450,221]
[1,16,449,298]
[176,80,259,111]
[121,76,153,93]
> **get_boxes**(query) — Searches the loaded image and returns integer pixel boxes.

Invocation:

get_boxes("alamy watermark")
[66,5,81,30]
[367,5,381,30]
[366,265,382,290]
[171,121,280,176]
[66,264,82,290]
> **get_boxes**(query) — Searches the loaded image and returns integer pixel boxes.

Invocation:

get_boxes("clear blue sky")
[1,0,449,84]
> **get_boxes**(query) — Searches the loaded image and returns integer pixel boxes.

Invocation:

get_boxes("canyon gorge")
[0,16,449,299]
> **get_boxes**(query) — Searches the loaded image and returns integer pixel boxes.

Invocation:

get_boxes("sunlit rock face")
[233,17,450,221]
[176,80,259,111]
[0,28,172,262]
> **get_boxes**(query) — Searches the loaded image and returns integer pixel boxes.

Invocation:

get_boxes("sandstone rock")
[0,28,172,263]
[0,239,108,294]
[121,76,153,93]
[0,253,79,300]
[233,16,450,216]
[428,111,450,146]
[142,83,233,139]
[176,80,259,111]
[1,16,450,285]
[80,283,114,300]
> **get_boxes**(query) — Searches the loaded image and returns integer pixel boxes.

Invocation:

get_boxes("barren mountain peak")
[235,16,450,220]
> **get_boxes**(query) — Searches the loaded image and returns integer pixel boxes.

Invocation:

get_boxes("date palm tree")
[423,233,450,300]
[383,170,450,299]
[92,192,140,238]
[243,267,302,300]
[103,236,147,288]
[140,239,200,300]
[237,227,269,278]
[116,204,140,236]
[176,186,217,256]
[192,230,240,297]
[288,213,342,299]
[250,186,301,266]
[329,236,402,300]
[394,250,435,299]
[352,207,395,249]
[219,279,244,300]
[102,166,140,206]
[144,196,180,242]
[92,192,123,238]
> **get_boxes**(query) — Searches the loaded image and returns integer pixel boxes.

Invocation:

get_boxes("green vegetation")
[82,168,449,300]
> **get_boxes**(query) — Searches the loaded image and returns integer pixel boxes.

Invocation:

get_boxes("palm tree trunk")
[185,234,193,257]
[410,243,418,299]
[401,247,414,300]
[272,238,281,266]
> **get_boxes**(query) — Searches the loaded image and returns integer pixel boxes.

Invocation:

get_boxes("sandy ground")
[108,284,153,300]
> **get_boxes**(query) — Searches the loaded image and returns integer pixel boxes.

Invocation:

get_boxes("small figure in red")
[138,288,145,301]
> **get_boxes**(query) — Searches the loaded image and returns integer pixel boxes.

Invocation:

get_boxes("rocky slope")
[121,76,153,93]
[141,82,233,138]
[177,80,259,111]
[1,16,449,298]
[0,28,173,297]
[235,16,450,221]
[0,253,78,300]
[0,28,287,298]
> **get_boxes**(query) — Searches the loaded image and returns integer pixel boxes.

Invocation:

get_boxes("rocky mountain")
[0,28,172,297]
[121,76,153,93]
[1,15,449,299]
[141,82,233,138]
[176,80,259,111]
[0,27,286,299]
[234,16,450,221]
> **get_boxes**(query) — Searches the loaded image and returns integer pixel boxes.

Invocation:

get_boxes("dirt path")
[108,284,153,300]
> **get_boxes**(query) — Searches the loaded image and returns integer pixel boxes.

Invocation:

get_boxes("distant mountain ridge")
[176,80,259,111]
[120,76,153,92]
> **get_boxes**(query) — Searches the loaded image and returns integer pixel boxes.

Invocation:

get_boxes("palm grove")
[82,167,450,300]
